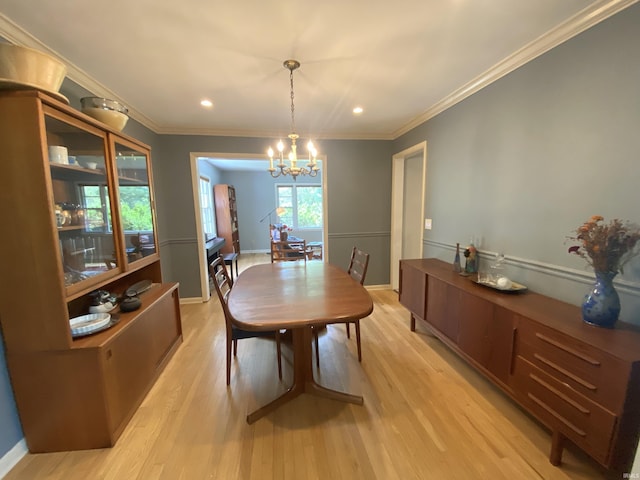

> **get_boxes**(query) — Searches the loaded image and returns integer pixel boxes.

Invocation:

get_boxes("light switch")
[424,218,432,230]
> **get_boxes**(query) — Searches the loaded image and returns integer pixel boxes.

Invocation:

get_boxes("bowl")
[0,44,67,95]
[80,97,129,131]
[85,161,98,170]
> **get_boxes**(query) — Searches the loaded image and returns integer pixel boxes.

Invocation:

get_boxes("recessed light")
[353,106,364,115]
[200,99,213,108]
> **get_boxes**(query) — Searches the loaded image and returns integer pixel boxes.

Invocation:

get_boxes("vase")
[582,271,620,328]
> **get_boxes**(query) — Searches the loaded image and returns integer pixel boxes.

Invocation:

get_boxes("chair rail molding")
[423,238,640,297]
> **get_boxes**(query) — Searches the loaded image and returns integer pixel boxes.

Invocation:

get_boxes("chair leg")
[314,327,320,368]
[233,338,238,356]
[346,322,351,339]
[275,331,282,380]
[226,337,232,386]
[355,320,362,362]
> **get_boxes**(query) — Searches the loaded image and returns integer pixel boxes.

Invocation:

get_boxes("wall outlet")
[424,218,432,230]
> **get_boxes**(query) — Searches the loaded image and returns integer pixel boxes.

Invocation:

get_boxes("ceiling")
[0,1,632,140]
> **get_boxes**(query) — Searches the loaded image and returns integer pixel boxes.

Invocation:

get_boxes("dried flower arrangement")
[567,215,640,274]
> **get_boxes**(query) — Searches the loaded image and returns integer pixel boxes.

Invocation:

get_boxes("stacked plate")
[70,313,111,337]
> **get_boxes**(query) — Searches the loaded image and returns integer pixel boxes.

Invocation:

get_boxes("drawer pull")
[534,354,597,391]
[528,393,587,437]
[530,373,590,414]
[535,333,600,366]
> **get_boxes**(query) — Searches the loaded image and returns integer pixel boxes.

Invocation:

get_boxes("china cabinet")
[399,258,640,473]
[214,184,240,254]
[0,90,182,452]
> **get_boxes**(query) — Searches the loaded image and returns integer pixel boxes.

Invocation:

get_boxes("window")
[199,175,217,239]
[80,184,153,232]
[276,184,322,229]
[82,185,110,231]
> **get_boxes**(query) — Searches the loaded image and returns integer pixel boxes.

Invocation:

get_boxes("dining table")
[228,261,374,423]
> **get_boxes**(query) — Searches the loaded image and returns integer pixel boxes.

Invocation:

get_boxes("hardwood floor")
[5,254,613,479]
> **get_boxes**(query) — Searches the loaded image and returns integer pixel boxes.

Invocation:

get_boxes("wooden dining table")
[228,261,374,423]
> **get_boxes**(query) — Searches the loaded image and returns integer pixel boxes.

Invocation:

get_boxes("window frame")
[275,183,323,230]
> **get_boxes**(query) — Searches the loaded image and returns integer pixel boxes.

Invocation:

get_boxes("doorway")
[390,142,427,291]
[190,152,328,301]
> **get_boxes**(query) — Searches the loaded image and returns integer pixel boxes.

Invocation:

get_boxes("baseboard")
[179,297,203,304]
[0,439,27,479]
[365,284,392,291]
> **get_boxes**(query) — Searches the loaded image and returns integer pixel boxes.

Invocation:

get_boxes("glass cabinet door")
[44,112,119,292]
[113,140,157,266]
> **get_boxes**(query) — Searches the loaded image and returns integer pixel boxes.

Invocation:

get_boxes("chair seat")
[222,252,239,280]
[231,325,274,340]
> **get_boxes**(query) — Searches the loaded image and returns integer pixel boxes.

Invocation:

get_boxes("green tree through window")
[276,185,322,229]
[81,184,152,232]
[119,186,153,230]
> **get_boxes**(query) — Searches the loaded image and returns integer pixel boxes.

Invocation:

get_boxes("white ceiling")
[0,1,633,140]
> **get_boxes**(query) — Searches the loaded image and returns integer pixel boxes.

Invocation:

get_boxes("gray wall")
[0,336,22,459]
[218,168,322,252]
[394,3,640,324]
[154,135,393,297]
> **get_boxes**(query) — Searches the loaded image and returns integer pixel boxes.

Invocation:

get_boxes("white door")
[390,142,426,291]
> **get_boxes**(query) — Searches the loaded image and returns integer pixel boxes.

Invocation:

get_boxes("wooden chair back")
[271,240,308,263]
[209,257,234,332]
[347,246,370,285]
[209,256,283,385]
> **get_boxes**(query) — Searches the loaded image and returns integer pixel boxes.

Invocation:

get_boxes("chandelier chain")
[290,67,296,134]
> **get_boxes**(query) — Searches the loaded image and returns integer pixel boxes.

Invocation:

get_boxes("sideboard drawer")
[516,319,629,412]
[513,356,617,465]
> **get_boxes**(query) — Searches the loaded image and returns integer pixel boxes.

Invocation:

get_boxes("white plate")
[70,313,110,335]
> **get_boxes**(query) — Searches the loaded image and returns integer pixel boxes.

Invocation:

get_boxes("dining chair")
[313,246,370,367]
[270,240,308,263]
[209,256,282,385]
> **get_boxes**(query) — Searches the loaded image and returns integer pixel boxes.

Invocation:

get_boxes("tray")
[474,279,527,292]
[126,279,152,296]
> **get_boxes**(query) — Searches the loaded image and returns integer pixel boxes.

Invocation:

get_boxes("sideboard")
[399,258,640,472]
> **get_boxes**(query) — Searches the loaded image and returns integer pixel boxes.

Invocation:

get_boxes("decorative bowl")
[80,96,129,131]
[0,44,67,96]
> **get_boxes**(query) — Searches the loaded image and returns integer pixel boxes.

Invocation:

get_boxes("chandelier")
[267,59,319,180]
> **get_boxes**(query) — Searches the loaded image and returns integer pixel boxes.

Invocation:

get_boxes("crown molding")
[392,0,639,139]
[0,13,161,131]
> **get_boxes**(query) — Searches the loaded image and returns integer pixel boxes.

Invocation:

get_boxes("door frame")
[390,141,427,291]
[189,152,328,301]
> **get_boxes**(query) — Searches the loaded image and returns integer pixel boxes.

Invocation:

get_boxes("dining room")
[1,2,639,478]
[4,253,612,479]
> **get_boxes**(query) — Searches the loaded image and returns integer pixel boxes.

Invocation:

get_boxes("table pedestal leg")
[246,326,363,424]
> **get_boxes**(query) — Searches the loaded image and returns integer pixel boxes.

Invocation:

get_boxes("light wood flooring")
[6,254,613,479]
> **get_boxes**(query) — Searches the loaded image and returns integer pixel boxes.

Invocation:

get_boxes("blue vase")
[582,271,620,328]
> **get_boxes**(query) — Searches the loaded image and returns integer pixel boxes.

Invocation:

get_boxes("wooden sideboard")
[399,258,640,472]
